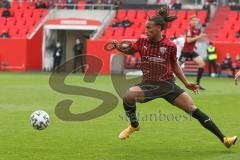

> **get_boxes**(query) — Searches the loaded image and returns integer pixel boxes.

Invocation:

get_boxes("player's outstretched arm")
[111,40,136,55]
[186,33,207,43]
[235,71,240,85]
[171,61,199,93]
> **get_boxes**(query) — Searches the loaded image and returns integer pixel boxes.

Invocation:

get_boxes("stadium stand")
[0,1,49,38]
[100,9,207,39]
[205,6,240,42]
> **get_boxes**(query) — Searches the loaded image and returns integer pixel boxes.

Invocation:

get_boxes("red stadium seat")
[127,10,137,21]
[14,9,24,18]
[0,18,7,26]
[24,9,33,18]
[169,10,176,16]
[1,25,9,32]
[147,10,156,18]
[177,10,186,20]
[77,1,86,10]
[34,9,44,17]
[137,22,146,31]
[187,10,197,19]
[102,27,115,39]
[227,33,237,42]
[134,27,145,38]
[11,1,20,9]
[134,19,144,28]
[6,17,17,26]
[170,19,181,29]
[113,27,124,38]
[123,27,134,38]
[117,9,127,21]
[32,12,42,19]
[179,21,189,30]
[9,27,19,37]
[198,10,207,24]
[165,30,176,38]
[18,17,26,24]
[222,21,233,30]
[21,1,31,9]
[227,11,238,21]
[136,10,147,20]
[215,30,228,41]
[234,22,240,31]
[18,27,29,37]
[26,19,36,27]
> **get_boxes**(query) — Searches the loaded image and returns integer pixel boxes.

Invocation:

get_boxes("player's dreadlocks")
[148,6,177,30]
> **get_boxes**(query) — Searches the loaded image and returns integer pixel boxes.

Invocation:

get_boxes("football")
[30,110,50,130]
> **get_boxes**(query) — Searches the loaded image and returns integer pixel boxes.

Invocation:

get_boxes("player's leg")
[192,54,206,89]
[122,86,144,127]
[178,52,187,68]
[208,60,212,77]
[118,86,144,140]
[213,60,217,75]
[173,92,237,148]
[119,82,168,140]
[231,66,235,78]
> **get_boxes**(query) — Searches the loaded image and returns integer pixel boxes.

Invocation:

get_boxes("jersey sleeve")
[170,44,177,62]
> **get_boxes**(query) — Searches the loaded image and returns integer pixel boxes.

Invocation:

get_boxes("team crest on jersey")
[160,47,167,54]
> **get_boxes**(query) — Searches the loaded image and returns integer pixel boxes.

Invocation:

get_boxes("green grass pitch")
[0,72,240,160]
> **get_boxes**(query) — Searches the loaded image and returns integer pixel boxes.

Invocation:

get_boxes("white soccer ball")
[30,110,50,130]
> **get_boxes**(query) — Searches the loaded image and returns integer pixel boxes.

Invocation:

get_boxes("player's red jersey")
[132,36,177,82]
[182,27,201,53]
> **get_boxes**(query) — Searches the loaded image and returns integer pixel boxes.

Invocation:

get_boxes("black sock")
[123,102,139,128]
[192,108,225,142]
[196,68,204,85]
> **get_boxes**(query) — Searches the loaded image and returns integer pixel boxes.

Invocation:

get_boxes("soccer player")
[235,71,240,85]
[112,6,237,148]
[179,15,207,90]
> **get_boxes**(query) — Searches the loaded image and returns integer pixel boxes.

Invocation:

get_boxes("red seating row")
[102,26,186,39]
[0,25,30,37]
[0,8,48,20]
[101,10,207,39]
[211,11,240,42]
[214,29,240,42]
[11,0,87,10]
[77,1,86,10]
[116,9,207,23]
[226,11,239,21]
[0,9,49,38]
[11,1,36,10]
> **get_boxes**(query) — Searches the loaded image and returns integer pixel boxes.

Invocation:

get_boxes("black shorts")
[136,81,185,104]
[179,51,199,63]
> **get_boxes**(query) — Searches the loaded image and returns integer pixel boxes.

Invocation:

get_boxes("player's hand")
[199,33,207,38]
[185,83,199,94]
[234,71,240,85]
[111,40,119,49]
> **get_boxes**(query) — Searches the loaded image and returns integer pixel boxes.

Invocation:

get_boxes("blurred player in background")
[111,6,237,148]
[179,15,207,90]
[172,35,185,59]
